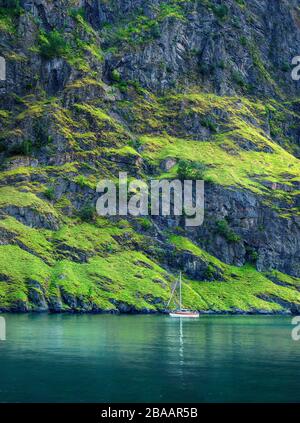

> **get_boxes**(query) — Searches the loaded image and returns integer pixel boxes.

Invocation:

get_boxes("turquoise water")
[0,314,299,403]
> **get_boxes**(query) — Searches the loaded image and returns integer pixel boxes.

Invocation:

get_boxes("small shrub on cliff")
[21,139,33,155]
[69,7,85,20]
[75,175,90,189]
[216,219,241,243]
[204,264,215,280]
[235,0,246,7]
[44,186,55,201]
[232,70,246,87]
[245,246,259,263]
[212,4,229,20]
[10,139,33,156]
[136,217,152,231]
[38,30,70,59]
[111,69,121,82]
[79,204,96,222]
[177,160,207,180]
[200,117,217,132]
[158,3,185,21]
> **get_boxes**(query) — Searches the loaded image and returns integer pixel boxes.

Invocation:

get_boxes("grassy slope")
[1,90,300,313]
[136,94,300,204]
[169,235,300,312]
[0,215,299,312]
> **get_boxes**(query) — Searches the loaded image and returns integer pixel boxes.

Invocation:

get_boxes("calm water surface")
[0,314,299,403]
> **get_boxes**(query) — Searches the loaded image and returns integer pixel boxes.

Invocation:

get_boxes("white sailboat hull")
[169,311,200,318]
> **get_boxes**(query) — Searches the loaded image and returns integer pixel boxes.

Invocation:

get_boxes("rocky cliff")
[0,0,300,313]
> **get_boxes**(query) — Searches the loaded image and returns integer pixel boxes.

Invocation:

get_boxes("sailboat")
[168,272,199,318]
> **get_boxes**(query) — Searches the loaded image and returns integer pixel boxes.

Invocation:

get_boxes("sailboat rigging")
[168,272,199,318]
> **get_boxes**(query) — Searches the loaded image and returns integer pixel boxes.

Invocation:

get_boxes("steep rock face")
[153,183,300,276]
[198,185,300,276]
[98,0,300,96]
[0,0,299,313]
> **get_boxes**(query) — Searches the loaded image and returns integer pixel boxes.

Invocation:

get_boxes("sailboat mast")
[167,278,178,309]
[179,272,182,311]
